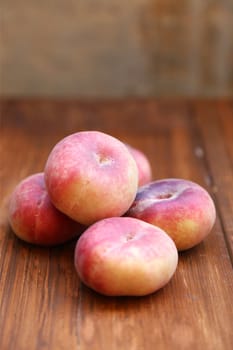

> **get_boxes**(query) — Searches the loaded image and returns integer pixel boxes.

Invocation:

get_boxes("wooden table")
[1,99,233,350]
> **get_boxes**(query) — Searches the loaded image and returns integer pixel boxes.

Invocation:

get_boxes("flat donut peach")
[126,144,152,186]
[126,178,216,251]
[74,217,178,296]
[8,173,84,246]
[44,131,138,225]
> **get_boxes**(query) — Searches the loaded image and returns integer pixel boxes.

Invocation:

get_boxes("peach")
[8,173,84,246]
[44,131,138,226]
[74,217,178,296]
[126,144,152,186]
[126,178,216,251]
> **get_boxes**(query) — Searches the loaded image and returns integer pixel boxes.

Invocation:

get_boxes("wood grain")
[0,99,233,350]
[194,101,233,261]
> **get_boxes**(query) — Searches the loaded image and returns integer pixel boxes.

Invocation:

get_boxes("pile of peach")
[8,131,216,296]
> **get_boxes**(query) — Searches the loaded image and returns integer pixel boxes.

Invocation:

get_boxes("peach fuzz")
[8,173,84,246]
[126,144,152,186]
[74,217,178,296]
[126,178,216,251]
[44,131,138,226]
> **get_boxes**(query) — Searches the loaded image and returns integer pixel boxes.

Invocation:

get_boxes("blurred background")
[1,0,233,98]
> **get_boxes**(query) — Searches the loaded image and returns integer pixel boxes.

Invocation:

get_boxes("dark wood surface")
[0,99,233,350]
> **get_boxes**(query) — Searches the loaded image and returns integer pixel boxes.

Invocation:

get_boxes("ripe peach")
[126,144,152,186]
[74,217,178,296]
[127,178,216,251]
[8,173,84,246]
[44,131,138,226]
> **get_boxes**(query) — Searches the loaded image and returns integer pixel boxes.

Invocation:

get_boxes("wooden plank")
[0,99,233,350]
[1,98,190,137]
[0,123,80,350]
[194,100,233,261]
[218,100,233,168]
